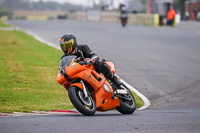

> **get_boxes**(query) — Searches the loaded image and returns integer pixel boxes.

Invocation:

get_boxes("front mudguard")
[68,82,84,91]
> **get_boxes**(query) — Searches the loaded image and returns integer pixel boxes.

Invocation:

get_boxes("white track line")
[0,27,15,31]
[16,27,150,110]
[116,75,150,110]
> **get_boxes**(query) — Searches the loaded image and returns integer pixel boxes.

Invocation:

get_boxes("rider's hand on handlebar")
[78,61,85,65]
[78,60,91,65]
[78,58,95,65]
[84,58,95,65]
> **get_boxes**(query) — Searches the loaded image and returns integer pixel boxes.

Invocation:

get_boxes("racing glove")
[84,58,95,65]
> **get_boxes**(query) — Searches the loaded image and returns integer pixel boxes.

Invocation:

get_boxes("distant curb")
[15,27,61,50]
[0,110,79,117]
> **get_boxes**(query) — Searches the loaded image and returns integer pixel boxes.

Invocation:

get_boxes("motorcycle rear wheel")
[68,86,96,116]
[116,84,136,114]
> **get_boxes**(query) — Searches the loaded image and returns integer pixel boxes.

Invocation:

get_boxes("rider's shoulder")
[77,44,90,49]
[61,53,67,59]
[77,44,88,47]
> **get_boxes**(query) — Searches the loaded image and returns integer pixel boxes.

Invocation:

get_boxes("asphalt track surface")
[1,20,200,133]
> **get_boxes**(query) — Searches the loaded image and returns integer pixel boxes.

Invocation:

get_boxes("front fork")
[70,80,89,99]
[80,80,89,98]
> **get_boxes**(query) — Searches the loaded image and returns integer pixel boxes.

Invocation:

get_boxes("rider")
[60,33,122,88]
[120,6,128,27]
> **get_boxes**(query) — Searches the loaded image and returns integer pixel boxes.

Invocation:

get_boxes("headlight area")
[103,84,110,93]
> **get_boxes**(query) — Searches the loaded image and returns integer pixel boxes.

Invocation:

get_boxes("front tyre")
[116,84,136,114]
[68,86,96,116]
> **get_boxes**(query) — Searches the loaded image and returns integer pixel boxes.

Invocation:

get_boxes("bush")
[0,6,13,18]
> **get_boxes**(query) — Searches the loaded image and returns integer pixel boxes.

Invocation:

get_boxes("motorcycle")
[57,55,136,116]
[120,16,128,27]
[120,7,128,27]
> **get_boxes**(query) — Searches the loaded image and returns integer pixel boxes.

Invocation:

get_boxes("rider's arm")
[79,44,99,64]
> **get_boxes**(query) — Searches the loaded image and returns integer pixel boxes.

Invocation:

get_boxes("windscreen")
[59,55,76,70]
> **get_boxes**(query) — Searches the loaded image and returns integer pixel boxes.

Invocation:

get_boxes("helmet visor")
[60,39,74,54]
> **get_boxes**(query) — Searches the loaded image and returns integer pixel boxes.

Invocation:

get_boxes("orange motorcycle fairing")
[95,80,120,111]
[57,57,122,113]
[57,71,70,90]
[66,64,106,90]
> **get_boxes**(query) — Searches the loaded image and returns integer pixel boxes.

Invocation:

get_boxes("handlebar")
[74,57,92,65]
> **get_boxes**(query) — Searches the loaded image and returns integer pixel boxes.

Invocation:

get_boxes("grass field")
[0,29,143,113]
[0,30,74,113]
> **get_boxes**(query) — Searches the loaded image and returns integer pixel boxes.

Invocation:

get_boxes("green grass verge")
[132,91,144,109]
[0,21,11,27]
[0,30,144,113]
[0,30,73,113]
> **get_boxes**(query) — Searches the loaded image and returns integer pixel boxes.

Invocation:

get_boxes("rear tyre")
[68,86,96,116]
[116,84,136,114]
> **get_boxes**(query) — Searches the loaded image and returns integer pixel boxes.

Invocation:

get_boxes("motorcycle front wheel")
[68,86,96,116]
[116,84,136,114]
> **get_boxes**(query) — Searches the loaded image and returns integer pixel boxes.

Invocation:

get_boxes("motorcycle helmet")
[121,6,127,13]
[60,34,77,54]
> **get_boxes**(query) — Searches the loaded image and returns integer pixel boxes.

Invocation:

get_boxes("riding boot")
[95,61,122,88]
[111,75,122,88]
